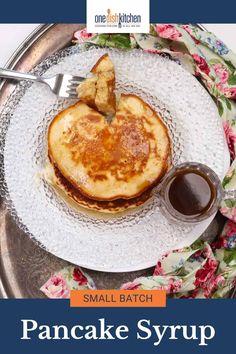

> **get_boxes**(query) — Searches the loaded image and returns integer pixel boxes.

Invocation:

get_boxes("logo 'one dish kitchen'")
[87,0,149,33]
[95,9,142,28]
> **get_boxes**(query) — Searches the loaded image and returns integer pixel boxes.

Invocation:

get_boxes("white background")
[0,24,235,67]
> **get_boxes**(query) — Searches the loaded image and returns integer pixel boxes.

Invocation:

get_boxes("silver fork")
[0,68,85,98]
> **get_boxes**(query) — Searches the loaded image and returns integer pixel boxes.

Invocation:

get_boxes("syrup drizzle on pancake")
[47,54,171,213]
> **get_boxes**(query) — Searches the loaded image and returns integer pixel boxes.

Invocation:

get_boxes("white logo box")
[87,0,150,33]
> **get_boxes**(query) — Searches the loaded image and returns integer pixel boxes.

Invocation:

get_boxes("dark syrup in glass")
[167,168,216,217]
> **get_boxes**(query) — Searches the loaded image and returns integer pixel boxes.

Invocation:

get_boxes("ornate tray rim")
[0,24,83,298]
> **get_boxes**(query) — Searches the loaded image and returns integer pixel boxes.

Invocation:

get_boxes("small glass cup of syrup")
[158,162,227,223]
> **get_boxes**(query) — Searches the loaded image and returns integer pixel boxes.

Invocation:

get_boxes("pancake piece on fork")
[77,53,116,115]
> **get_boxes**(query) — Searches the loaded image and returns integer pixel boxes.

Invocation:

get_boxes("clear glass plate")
[0,46,230,272]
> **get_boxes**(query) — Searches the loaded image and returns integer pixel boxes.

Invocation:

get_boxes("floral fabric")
[41,25,236,298]
[40,267,96,298]
[122,221,236,298]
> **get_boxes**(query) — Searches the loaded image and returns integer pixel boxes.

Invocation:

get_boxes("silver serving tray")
[0,24,234,298]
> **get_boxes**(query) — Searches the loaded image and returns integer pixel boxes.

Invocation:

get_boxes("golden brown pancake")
[44,162,153,213]
[48,94,170,202]
[47,54,171,213]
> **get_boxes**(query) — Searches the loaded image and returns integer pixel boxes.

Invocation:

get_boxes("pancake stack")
[47,54,171,213]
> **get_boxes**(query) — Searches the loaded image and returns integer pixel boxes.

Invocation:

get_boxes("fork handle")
[0,67,43,83]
